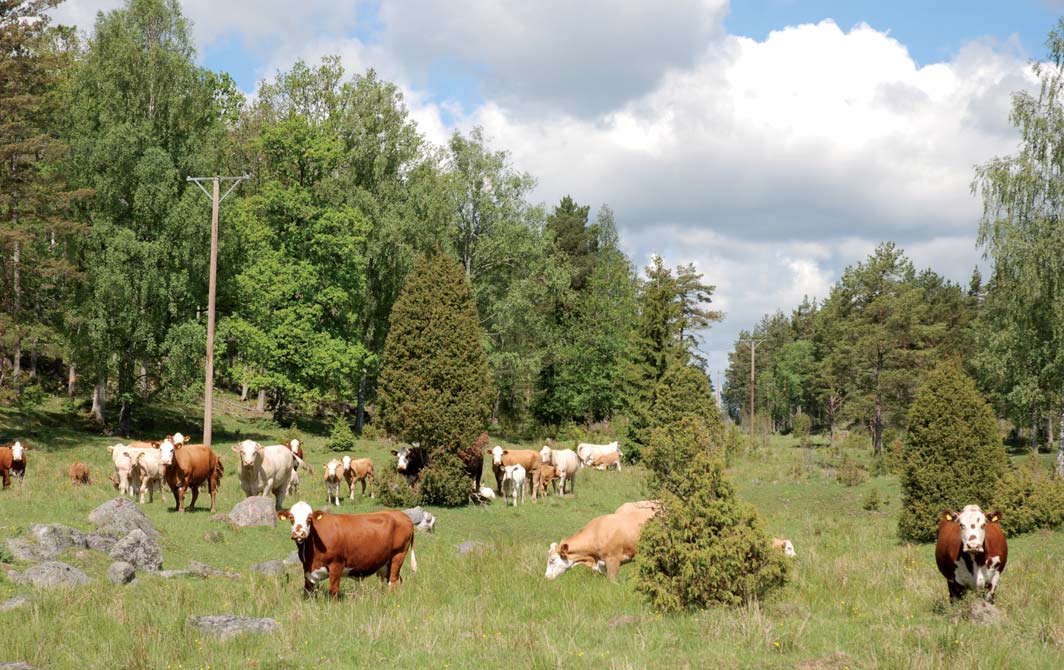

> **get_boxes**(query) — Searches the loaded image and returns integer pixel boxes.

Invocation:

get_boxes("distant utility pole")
[188,174,249,448]
[739,337,764,450]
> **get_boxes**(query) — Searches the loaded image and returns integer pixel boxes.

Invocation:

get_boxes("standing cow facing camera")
[0,440,28,489]
[489,446,541,500]
[935,505,1008,603]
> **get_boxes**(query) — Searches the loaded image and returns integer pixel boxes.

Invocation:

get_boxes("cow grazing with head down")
[159,436,223,513]
[490,446,541,500]
[278,501,417,598]
[70,462,91,486]
[545,501,660,581]
[341,456,375,499]
[0,441,28,489]
[232,440,298,509]
[936,505,1008,604]
[391,445,426,485]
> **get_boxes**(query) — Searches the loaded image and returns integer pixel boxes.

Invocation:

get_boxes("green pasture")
[1,400,1063,669]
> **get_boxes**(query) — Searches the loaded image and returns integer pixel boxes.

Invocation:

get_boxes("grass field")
[2,398,1064,670]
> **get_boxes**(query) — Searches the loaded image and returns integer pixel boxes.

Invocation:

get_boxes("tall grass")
[1,400,1063,669]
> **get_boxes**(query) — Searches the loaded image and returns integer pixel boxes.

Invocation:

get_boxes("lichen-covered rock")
[107,561,136,585]
[250,560,286,576]
[186,615,281,640]
[108,529,162,570]
[188,560,239,579]
[228,497,276,527]
[0,595,32,612]
[11,561,93,588]
[29,524,87,557]
[5,538,44,562]
[88,497,159,538]
[84,533,118,553]
[403,507,436,533]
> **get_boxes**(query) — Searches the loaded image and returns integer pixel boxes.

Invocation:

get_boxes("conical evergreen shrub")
[898,361,1008,542]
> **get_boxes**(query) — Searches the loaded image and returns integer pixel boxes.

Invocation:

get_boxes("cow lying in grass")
[545,500,660,581]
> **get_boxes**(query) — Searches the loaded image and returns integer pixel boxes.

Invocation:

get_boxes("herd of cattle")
[0,437,1007,605]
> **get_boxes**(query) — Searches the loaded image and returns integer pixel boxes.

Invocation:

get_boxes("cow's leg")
[208,477,218,513]
[327,563,344,599]
[302,578,315,599]
[494,468,503,495]
[188,484,200,511]
[947,580,966,604]
[1,470,8,489]
[387,552,406,588]
[604,557,622,582]
[986,569,1001,603]
[176,484,188,513]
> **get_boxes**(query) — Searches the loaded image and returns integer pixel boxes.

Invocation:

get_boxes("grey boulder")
[403,507,436,533]
[186,615,281,640]
[88,497,159,539]
[188,560,239,579]
[107,561,136,585]
[11,561,93,588]
[229,497,276,527]
[108,529,163,570]
[29,524,87,557]
[250,560,287,576]
[0,595,32,612]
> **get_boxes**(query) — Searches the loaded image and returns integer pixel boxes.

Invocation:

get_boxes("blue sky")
[54,1,1055,382]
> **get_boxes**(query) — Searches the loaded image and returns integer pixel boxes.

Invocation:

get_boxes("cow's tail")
[408,536,418,573]
[212,457,225,490]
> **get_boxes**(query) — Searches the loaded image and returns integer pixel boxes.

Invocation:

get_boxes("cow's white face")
[782,540,796,557]
[394,447,411,472]
[11,441,24,461]
[159,438,176,465]
[234,440,261,468]
[957,505,988,553]
[341,455,352,472]
[172,432,186,446]
[545,542,573,580]
[502,464,524,483]
[491,446,504,465]
[290,438,300,451]
[283,501,315,542]
[539,446,552,463]
[325,460,341,479]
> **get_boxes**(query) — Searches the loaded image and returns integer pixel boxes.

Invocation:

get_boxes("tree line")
[0,0,721,444]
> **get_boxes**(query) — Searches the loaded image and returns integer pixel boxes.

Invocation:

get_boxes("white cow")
[128,449,166,503]
[576,440,621,467]
[231,439,298,510]
[323,458,343,506]
[501,464,526,507]
[108,444,165,500]
[539,446,580,495]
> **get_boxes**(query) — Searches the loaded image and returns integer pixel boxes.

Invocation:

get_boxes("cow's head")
[491,446,505,465]
[341,455,352,472]
[502,464,523,483]
[11,441,25,461]
[159,437,178,465]
[545,542,574,580]
[392,446,412,472]
[539,445,553,464]
[130,452,148,477]
[172,432,186,446]
[780,540,796,557]
[287,438,302,455]
[947,505,1000,554]
[232,439,262,468]
[324,459,341,479]
[277,501,320,543]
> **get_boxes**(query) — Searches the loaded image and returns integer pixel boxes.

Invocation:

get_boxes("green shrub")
[992,458,1064,536]
[326,419,356,453]
[839,430,869,451]
[417,450,471,507]
[793,411,812,448]
[15,383,45,409]
[375,467,418,509]
[862,488,884,511]
[635,418,788,611]
[835,454,867,487]
[898,361,1008,542]
[360,422,385,441]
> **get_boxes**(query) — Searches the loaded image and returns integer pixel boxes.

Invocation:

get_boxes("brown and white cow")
[70,461,91,486]
[489,446,541,500]
[0,440,28,489]
[278,501,417,598]
[538,463,559,497]
[590,451,621,471]
[545,502,659,581]
[160,436,223,513]
[935,505,1008,603]
[341,456,375,499]
[323,459,344,506]
[772,538,797,557]
[539,446,580,495]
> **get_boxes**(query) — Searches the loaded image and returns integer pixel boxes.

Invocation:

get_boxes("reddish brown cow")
[160,436,223,513]
[0,441,28,489]
[278,501,417,598]
[935,505,1008,603]
[538,463,559,497]
[70,462,91,486]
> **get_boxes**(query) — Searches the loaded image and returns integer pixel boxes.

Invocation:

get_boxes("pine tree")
[378,253,493,457]
[899,361,1008,542]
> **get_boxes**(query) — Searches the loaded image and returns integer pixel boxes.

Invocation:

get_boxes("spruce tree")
[899,361,1008,542]
[378,253,493,458]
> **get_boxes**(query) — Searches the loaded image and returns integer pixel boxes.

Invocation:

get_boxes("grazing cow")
[540,446,580,495]
[232,440,298,509]
[341,456,375,499]
[159,436,223,513]
[576,440,620,467]
[489,446,541,500]
[591,451,621,471]
[278,501,417,598]
[501,464,526,506]
[935,506,1008,603]
[538,463,559,497]
[772,538,797,557]
[70,462,91,486]
[391,445,426,485]
[324,459,343,506]
[545,504,658,581]
[0,441,28,489]
[614,500,662,519]
[129,449,167,503]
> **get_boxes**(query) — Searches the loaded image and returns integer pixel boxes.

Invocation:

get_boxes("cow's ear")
[987,510,1003,523]
[943,510,957,522]
[231,445,240,453]
[277,510,292,521]
[314,511,324,520]
[390,450,398,456]
[558,543,569,559]
[502,449,509,455]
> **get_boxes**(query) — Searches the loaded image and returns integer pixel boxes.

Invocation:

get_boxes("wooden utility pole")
[740,337,764,450]
[188,174,248,448]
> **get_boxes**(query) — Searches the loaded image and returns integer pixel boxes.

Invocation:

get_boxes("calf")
[772,538,797,557]
[591,451,621,471]
[0,441,27,489]
[576,440,620,467]
[935,505,1008,603]
[324,459,343,506]
[284,439,304,496]
[278,501,417,598]
[545,504,658,581]
[70,462,91,486]
[129,449,167,503]
[341,456,375,499]
[490,446,541,500]
[538,463,559,497]
[160,436,223,513]
[539,446,580,495]
[502,464,526,506]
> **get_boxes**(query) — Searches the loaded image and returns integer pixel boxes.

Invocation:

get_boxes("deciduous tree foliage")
[378,253,493,456]
[899,361,1007,542]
